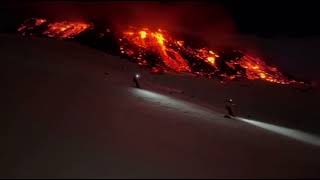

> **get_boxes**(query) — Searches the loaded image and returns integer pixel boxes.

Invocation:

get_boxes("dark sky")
[1,0,320,38]
[220,1,320,37]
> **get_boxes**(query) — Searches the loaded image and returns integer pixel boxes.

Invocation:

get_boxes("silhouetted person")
[225,98,236,118]
[133,74,141,88]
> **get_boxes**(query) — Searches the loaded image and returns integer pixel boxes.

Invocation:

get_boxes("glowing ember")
[17,18,303,85]
[35,18,47,26]
[192,48,219,67]
[18,18,47,33]
[176,41,184,47]
[43,21,92,39]
[139,31,147,39]
[207,57,216,65]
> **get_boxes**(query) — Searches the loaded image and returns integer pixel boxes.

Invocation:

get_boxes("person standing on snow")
[133,73,141,88]
[225,98,236,118]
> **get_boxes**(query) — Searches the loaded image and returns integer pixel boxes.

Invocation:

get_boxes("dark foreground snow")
[1,35,320,178]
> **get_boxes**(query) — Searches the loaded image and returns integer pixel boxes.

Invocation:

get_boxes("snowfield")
[1,34,320,178]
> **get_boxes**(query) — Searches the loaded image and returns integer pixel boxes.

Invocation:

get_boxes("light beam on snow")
[130,88,320,147]
[236,117,320,147]
[129,88,220,121]
[130,88,200,112]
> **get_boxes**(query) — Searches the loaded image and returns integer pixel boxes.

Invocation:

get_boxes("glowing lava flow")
[17,18,303,85]
[121,28,190,72]
[119,27,297,84]
[239,55,295,84]
[17,18,47,34]
[43,21,92,39]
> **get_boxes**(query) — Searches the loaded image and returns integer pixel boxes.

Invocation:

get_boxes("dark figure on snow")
[133,74,141,88]
[224,98,236,118]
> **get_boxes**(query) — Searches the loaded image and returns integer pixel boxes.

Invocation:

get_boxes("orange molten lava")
[121,27,296,84]
[139,31,147,39]
[17,18,301,85]
[43,21,92,39]
[122,28,190,72]
[238,55,294,84]
[18,18,47,32]
[35,18,47,26]
[193,48,219,66]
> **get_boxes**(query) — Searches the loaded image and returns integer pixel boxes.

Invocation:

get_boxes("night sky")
[1,0,320,38]
[220,1,320,37]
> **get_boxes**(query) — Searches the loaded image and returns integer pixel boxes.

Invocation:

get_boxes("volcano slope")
[1,34,320,178]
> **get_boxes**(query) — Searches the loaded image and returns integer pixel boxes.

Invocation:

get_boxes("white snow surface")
[1,34,320,178]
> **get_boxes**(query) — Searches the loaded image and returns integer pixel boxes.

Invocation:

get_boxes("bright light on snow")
[130,88,320,147]
[236,117,320,147]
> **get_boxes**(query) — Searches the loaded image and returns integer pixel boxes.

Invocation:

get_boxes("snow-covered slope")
[1,34,320,178]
